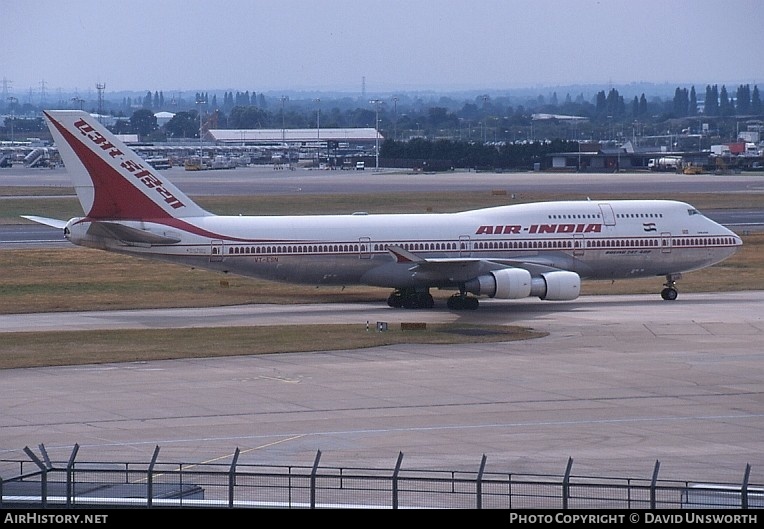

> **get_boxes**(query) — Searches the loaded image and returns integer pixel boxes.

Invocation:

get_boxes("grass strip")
[0,323,545,370]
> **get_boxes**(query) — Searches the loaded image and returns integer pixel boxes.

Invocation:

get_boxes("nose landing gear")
[661,274,681,301]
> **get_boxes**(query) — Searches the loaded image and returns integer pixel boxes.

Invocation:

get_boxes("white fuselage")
[65,199,741,290]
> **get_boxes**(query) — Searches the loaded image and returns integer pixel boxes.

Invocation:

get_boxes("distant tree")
[736,84,751,115]
[458,102,480,120]
[153,91,160,109]
[110,118,131,135]
[165,111,199,139]
[631,96,639,117]
[142,91,152,109]
[752,86,762,114]
[235,91,251,106]
[595,90,607,114]
[639,94,648,116]
[673,87,689,117]
[705,85,719,116]
[719,85,732,116]
[228,105,268,128]
[689,86,697,116]
[159,91,165,109]
[427,107,458,129]
[605,88,625,117]
[130,108,157,137]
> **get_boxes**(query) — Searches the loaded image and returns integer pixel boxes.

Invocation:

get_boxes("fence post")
[66,444,80,509]
[147,446,160,508]
[38,444,52,470]
[228,448,240,508]
[392,452,404,509]
[310,450,322,509]
[650,460,661,509]
[476,454,487,509]
[742,463,751,509]
[562,457,573,509]
[23,447,47,509]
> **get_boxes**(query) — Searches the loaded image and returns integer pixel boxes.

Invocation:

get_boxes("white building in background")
[154,111,175,127]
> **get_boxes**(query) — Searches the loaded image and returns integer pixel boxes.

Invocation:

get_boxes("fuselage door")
[359,237,371,259]
[573,234,585,257]
[210,239,224,262]
[598,203,616,226]
[661,232,672,253]
[459,235,471,257]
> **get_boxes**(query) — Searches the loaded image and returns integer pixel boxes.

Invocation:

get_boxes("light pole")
[391,96,398,141]
[314,98,321,139]
[369,99,382,170]
[314,98,321,164]
[280,96,287,142]
[7,96,17,146]
[195,96,205,163]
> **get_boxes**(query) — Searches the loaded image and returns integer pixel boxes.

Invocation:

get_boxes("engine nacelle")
[464,268,532,299]
[530,271,581,301]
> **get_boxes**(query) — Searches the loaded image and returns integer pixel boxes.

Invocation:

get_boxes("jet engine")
[529,271,581,300]
[465,268,580,301]
[464,268,532,299]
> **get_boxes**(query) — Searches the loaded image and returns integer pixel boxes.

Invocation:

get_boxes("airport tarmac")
[2,291,764,484]
[2,167,763,484]
[4,165,764,196]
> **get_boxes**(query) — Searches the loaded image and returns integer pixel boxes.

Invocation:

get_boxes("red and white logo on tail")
[43,110,209,220]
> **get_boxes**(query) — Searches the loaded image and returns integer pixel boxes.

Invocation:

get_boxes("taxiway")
[2,292,763,483]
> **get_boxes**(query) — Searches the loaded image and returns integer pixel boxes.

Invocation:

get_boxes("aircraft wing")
[386,245,571,282]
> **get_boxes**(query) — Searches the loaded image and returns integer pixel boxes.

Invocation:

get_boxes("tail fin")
[43,110,210,220]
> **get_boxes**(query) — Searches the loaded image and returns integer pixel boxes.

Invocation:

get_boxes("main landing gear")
[660,273,681,301]
[387,288,434,309]
[386,288,481,310]
[446,294,479,310]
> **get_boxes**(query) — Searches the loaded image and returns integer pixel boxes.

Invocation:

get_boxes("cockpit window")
[688,208,700,216]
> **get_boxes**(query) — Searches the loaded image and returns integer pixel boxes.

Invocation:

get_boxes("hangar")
[206,128,381,146]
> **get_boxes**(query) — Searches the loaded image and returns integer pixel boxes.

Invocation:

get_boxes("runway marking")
[254,375,301,383]
[23,413,764,453]
[187,435,308,469]
[26,434,312,485]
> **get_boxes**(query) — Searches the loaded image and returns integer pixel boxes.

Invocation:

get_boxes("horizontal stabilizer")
[21,215,68,229]
[87,221,182,246]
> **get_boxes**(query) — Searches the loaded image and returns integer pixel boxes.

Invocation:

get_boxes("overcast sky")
[3,0,763,96]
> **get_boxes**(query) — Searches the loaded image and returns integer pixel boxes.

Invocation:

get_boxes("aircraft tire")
[447,295,479,310]
[661,287,678,301]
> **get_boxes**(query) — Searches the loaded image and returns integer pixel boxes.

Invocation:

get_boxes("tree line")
[3,83,762,147]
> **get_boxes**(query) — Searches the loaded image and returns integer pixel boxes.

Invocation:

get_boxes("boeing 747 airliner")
[25,110,742,309]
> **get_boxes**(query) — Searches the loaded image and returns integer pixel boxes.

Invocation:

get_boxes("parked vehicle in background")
[648,156,682,171]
